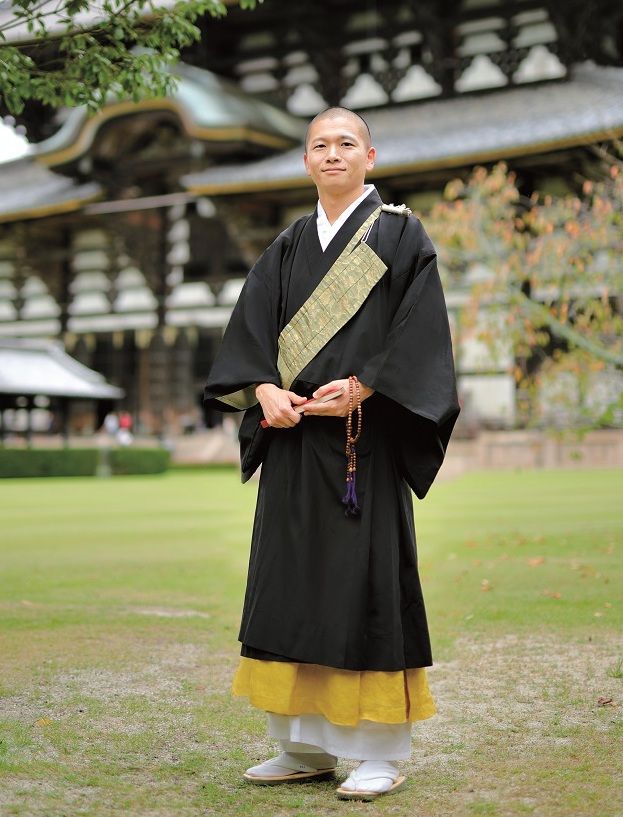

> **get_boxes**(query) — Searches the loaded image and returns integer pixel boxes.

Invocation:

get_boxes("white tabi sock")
[246,751,337,778]
[339,760,400,793]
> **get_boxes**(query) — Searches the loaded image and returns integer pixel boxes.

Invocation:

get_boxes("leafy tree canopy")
[0,0,260,115]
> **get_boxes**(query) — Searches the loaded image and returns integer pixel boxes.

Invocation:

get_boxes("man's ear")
[303,153,311,176]
[366,146,376,171]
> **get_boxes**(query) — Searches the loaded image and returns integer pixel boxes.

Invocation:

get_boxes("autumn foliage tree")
[426,154,623,430]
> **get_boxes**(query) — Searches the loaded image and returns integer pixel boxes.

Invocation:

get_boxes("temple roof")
[0,158,101,224]
[0,338,123,399]
[2,62,622,224]
[183,63,623,195]
[0,58,303,222]
[34,62,304,169]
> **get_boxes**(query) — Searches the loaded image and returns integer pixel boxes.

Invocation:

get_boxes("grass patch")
[606,658,623,679]
[0,468,622,816]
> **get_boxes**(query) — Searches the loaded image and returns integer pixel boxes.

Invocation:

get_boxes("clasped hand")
[256,379,374,428]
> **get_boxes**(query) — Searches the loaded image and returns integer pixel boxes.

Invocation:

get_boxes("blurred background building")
[1,0,622,439]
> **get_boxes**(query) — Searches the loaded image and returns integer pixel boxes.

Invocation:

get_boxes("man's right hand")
[255,383,307,428]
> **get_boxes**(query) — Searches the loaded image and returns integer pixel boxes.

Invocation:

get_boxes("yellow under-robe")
[232,657,436,727]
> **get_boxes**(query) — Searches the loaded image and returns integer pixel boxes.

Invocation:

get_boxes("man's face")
[304,115,376,195]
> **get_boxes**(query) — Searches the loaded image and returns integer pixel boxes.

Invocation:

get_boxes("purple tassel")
[342,470,360,517]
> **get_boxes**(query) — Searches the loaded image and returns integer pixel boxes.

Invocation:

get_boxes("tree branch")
[511,287,623,371]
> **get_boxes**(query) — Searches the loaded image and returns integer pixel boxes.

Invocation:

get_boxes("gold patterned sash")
[278,207,385,389]
[220,206,386,408]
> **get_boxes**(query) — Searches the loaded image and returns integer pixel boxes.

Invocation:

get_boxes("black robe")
[204,189,459,672]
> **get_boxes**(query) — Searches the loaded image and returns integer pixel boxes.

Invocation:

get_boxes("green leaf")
[0,0,261,113]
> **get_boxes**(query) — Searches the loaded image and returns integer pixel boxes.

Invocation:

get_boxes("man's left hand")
[303,379,374,417]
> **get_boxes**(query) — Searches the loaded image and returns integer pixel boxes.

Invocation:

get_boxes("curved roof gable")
[34,62,304,169]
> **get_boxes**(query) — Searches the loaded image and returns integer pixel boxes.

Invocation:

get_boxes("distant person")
[118,411,133,431]
[103,411,119,439]
[117,411,133,446]
[204,107,459,800]
[180,410,197,435]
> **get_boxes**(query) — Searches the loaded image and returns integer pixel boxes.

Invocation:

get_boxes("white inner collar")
[316,185,375,252]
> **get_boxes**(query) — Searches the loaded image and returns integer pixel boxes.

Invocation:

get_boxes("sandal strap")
[351,772,396,783]
[352,761,397,779]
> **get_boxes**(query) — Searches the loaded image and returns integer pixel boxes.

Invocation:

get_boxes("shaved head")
[305,107,372,150]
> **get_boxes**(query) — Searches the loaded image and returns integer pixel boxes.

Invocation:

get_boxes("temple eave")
[0,193,104,225]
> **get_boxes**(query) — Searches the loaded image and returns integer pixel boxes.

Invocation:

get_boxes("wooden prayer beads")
[342,375,362,516]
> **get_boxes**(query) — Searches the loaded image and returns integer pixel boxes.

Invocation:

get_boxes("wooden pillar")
[25,395,33,448]
[153,207,172,438]
[137,340,151,433]
[59,227,71,336]
[59,397,70,448]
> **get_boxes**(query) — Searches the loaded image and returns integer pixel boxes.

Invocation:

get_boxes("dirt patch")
[0,642,214,723]
[128,607,212,620]
[415,631,623,767]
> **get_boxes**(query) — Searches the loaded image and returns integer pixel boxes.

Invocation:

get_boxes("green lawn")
[1,468,622,817]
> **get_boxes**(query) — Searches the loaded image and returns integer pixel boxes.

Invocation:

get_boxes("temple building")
[1,0,622,435]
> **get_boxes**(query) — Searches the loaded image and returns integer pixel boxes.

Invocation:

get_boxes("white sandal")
[244,752,337,785]
[336,760,406,801]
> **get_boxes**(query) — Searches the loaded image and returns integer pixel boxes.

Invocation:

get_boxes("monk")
[203,107,459,800]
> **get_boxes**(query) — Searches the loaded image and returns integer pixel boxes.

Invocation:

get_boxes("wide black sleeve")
[203,240,284,413]
[203,231,296,484]
[357,216,460,499]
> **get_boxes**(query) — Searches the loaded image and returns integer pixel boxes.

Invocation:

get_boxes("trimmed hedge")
[0,448,99,478]
[0,447,170,478]
[108,447,170,475]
